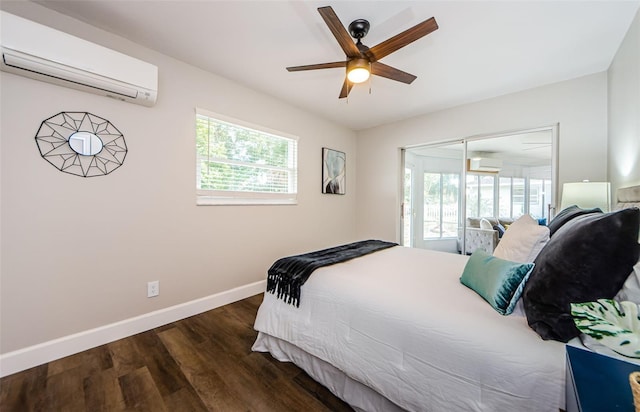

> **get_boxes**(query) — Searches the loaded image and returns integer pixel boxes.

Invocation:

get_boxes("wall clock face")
[35,112,127,177]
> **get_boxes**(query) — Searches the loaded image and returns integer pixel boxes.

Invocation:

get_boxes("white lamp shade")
[346,58,370,84]
[560,182,611,212]
[347,67,370,83]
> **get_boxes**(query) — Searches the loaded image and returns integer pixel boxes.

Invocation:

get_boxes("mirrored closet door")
[402,126,557,255]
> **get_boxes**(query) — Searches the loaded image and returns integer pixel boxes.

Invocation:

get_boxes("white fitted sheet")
[253,246,566,411]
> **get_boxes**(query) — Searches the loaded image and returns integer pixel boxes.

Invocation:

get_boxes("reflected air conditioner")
[467,157,503,173]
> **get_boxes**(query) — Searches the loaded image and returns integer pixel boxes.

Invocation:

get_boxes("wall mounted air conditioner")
[0,11,158,107]
[468,157,503,173]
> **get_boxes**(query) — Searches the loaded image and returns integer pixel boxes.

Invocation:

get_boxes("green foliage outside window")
[196,114,297,194]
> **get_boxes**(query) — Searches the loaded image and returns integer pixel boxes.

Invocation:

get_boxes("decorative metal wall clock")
[35,112,127,177]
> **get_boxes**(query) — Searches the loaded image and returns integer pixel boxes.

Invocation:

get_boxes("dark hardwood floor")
[0,294,353,411]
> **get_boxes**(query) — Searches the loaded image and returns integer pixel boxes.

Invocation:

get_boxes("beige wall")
[608,7,640,194]
[0,4,357,353]
[355,73,608,241]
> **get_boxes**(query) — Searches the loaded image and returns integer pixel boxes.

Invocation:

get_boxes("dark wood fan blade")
[339,78,353,99]
[287,61,346,72]
[318,6,361,58]
[371,62,417,84]
[367,17,438,62]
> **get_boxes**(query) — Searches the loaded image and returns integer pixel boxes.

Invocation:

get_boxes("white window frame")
[195,108,298,206]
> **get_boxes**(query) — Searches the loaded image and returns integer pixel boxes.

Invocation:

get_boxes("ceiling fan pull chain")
[369,69,372,95]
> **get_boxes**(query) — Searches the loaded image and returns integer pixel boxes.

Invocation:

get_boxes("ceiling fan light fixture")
[347,58,370,83]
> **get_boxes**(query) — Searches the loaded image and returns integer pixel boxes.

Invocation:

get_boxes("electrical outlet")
[147,280,159,298]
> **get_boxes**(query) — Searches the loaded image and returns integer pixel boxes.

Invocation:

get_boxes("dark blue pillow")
[493,223,506,238]
[547,205,602,237]
[523,208,640,342]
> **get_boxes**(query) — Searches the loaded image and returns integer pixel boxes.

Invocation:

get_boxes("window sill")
[196,196,297,206]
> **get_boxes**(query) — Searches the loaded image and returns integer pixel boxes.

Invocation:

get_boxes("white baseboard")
[0,280,267,378]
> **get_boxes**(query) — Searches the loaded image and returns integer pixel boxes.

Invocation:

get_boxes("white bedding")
[253,246,566,412]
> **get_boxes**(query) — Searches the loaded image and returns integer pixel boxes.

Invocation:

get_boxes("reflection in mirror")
[465,131,553,256]
[68,131,103,156]
[402,142,464,251]
[402,127,557,255]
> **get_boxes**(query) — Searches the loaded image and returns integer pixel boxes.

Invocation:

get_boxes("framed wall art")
[322,147,346,195]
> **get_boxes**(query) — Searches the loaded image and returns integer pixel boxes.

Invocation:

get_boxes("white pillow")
[493,214,550,263]
[479,218,493,230]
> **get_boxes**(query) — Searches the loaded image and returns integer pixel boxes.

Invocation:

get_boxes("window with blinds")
[195,108,298,205]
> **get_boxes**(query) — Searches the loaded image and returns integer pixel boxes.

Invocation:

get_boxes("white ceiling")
[33,0,640,131]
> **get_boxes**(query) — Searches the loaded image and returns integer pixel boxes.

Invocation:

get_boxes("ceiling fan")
[287,6,438,99]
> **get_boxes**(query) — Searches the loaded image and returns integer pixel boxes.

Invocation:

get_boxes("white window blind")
[196,108,298,205]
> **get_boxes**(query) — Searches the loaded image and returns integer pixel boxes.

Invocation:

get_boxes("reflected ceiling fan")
[287,6,438,99]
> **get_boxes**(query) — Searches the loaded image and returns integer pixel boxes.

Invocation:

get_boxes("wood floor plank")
[157,326,248,411]
[163,387,209,412]
[174,313,211,345]
[48,345,112,379]
[93,345,115,371]
[0,364,49,411]
[83,368,127,412]
[131,330,191,396]
[43,366,87,411]
[47,352,86,378]
[240,350,346,412]
[108,337,147,378]
[225,294,263,327]
[194,330,341,412]
[119,367,167,412]
[187,309,252,358]
[197,305,262,357]
[131,331,209,411]
[0,294,353,412]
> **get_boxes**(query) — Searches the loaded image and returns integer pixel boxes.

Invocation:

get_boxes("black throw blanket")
[267,239,397,307]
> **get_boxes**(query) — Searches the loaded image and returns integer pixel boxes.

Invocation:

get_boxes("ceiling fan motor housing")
[348,19,370,40]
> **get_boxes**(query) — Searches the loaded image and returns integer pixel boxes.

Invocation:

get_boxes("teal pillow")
[460,250,535,315]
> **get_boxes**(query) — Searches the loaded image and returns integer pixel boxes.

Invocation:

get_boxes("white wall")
[355,73,608,241]
[0,4,357,354]
[608,7,640,194]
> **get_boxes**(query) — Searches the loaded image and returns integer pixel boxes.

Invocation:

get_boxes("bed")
[252,185,640,412]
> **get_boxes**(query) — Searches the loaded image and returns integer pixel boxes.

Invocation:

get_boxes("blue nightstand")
[566,345,640,412]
